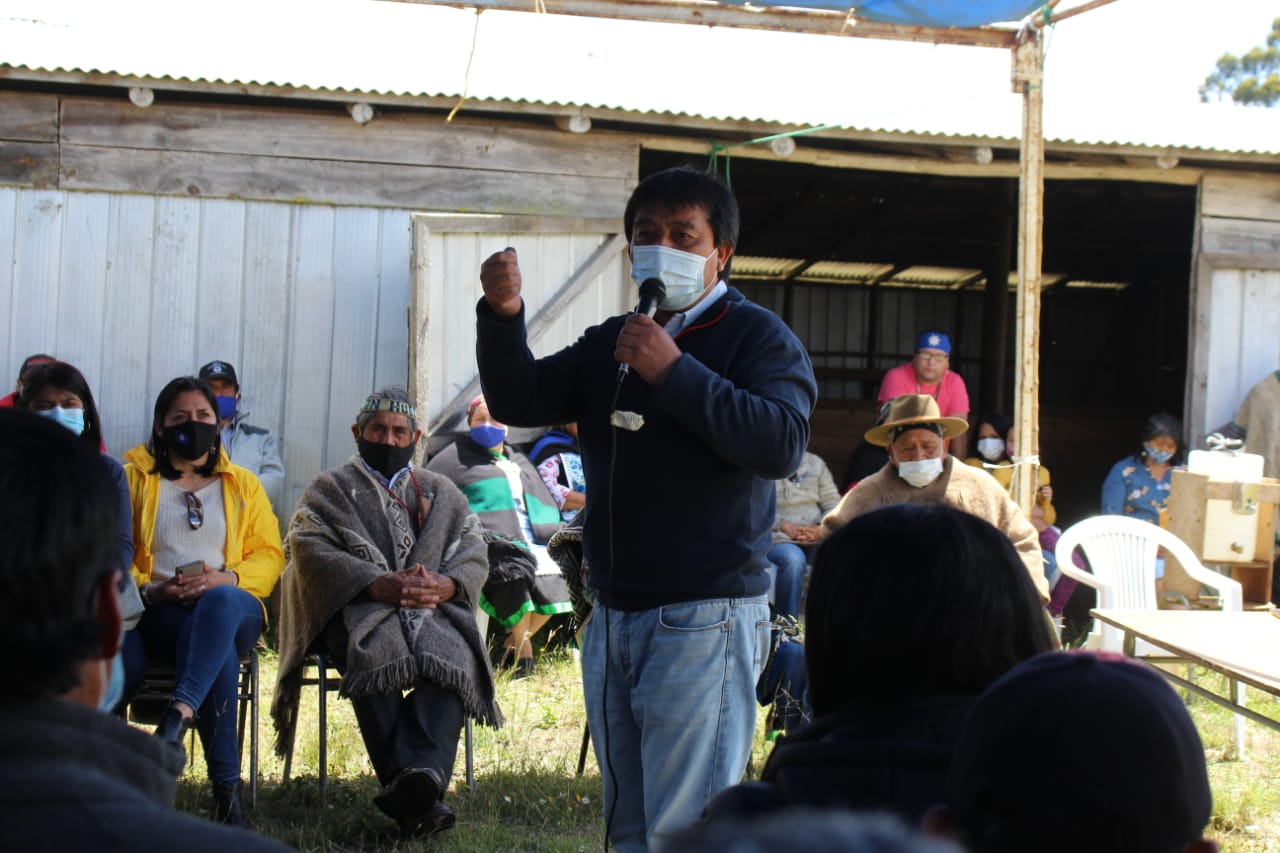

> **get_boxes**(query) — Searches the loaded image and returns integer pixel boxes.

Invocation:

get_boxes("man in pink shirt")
[877,331,970,459]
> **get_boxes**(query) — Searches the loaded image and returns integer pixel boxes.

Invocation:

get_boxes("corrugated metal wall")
[0,188,399,517]
[0,188,631,519]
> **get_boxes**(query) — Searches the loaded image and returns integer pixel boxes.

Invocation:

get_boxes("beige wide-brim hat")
[865,394,970,447]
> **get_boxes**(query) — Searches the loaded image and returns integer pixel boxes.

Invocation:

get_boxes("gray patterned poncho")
[272,458,502,755]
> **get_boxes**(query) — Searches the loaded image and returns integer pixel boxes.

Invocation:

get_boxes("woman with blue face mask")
[1100,412,1186,525]
[426,395,572,678]
[17,361,135,715]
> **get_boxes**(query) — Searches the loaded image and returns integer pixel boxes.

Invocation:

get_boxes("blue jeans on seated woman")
[135,585,264,785]
[765,542,808,621]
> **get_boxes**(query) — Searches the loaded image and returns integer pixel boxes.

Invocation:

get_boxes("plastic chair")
[1055,515,1248,755]
[1056,515,1243,652]
[280,649,476,804]
[128,649,260,809]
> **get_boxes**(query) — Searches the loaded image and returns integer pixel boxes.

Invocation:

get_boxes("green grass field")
[169,647,1280,851]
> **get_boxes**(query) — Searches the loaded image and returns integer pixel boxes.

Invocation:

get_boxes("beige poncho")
[821,456,1049,601]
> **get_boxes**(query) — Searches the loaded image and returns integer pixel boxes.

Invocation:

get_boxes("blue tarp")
[725,1,1045,28]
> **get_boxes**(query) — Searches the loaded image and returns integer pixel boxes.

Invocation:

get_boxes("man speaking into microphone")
[476,166,816,851]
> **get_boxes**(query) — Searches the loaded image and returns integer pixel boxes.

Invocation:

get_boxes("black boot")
[212,780,245,826]
[152,706,195,744]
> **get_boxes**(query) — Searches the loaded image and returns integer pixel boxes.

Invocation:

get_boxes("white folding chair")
[1056,515,1242,650]
[1056,515,1248,755]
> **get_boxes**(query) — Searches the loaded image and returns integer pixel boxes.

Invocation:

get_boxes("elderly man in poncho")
[272,387,502,838]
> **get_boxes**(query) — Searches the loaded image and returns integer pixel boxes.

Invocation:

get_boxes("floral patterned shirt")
[1100,454,1177,524]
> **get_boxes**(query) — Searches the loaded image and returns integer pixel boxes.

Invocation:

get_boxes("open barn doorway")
[639,150,1196,527]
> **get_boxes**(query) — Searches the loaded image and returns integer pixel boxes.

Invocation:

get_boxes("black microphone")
[635,277,666,318]
[618,278,667,382]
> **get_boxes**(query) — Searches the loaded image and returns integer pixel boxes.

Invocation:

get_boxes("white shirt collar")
[663,280,727,337]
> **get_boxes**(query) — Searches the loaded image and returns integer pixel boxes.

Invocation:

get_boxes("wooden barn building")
[3,1,1279,524]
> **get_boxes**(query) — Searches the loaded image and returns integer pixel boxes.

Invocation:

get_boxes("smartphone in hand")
[176,560,204,579]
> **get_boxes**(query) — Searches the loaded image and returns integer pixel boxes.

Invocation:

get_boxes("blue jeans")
[135,585,264,785]
[764,543,808,620]
[581,596,771,852]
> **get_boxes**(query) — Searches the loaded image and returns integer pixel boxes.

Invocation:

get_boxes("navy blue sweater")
[476,287,817,610]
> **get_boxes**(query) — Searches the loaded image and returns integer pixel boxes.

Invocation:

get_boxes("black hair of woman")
[805,503,1055,717]
[148,376,222,480]
[16,360,105,451]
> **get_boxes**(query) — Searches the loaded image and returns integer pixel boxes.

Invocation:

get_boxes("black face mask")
[357,437,415,480]
[163,421,219,461]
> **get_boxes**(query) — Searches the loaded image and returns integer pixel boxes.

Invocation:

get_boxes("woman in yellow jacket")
[120,376,283,826]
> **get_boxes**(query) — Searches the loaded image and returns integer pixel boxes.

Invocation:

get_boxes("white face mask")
[977,437,1005,462]
[629,244,718,312]
[897,456,944,488]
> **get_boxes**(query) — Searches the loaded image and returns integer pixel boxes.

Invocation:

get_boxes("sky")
[1,0,1277,147]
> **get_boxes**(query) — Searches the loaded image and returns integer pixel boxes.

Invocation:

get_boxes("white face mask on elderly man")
[898,456,944,488]
[629,244,718,312]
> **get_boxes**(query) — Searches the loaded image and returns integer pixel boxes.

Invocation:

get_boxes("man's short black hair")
[0,409,119,704]
[623,166,741,280]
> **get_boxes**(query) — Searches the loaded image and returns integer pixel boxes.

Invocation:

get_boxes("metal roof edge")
[3,63,1277,163]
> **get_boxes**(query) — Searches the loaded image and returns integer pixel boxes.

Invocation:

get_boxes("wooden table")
[1091,609,1280,735]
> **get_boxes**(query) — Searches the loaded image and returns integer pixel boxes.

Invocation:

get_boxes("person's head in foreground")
[805,504,1055,717]
[928,650,1217,853]
[865,394,969,489]
[0,408,122,709]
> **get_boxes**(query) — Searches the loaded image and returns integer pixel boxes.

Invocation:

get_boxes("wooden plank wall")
[0,90,638,216]
[1187,172,1280,443]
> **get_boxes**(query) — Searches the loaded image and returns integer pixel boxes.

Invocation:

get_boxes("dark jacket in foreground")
[0,699,291,852]
[702,696,974,825]
[476,287,817,610]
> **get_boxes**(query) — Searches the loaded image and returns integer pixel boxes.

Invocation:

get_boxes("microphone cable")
[598,282,662,851]
[598,350,628,852]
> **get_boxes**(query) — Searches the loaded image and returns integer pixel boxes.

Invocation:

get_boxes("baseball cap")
[945,650,1212,853]
[198,360,238,387]
[916,331,952,355]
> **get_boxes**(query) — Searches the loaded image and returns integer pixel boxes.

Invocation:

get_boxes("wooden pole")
[1010,33,1044,514]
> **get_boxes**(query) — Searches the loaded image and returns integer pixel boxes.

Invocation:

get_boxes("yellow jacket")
[123,443,284,608]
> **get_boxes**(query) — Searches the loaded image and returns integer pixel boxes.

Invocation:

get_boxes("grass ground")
[169,648,1280,851]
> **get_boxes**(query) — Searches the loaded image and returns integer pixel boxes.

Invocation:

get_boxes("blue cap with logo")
[198,360,238,388]
[916,331,951,355]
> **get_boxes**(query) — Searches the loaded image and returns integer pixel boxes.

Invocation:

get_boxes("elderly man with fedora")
[821,394,1048,601]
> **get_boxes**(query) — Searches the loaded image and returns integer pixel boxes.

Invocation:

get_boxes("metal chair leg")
[577,722,591,776]
[316,654,329,805]
[465,716,475,794]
